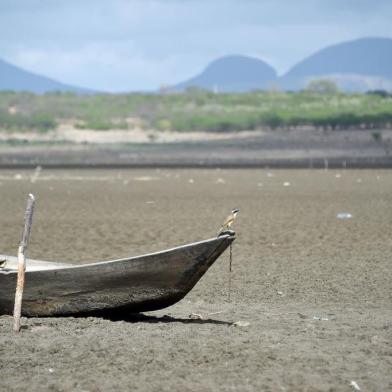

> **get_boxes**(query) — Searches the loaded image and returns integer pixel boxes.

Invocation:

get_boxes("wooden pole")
[13,194,35,333]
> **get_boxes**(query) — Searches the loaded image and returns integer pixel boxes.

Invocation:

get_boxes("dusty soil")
[0,169,391,391]
[0,123,264,144]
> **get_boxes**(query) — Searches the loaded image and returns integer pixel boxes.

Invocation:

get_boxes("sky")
[1,0,391,92]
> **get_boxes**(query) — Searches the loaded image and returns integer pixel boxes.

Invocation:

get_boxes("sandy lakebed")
[0,168,391,391]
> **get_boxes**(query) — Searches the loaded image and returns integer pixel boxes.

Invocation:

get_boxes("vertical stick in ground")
[13,193,35,333]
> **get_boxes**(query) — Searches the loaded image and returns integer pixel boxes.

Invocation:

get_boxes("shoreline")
[0,127,391,168]
[0,159,391,169]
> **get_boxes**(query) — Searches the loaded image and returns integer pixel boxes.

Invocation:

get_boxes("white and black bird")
[218,208,239,235]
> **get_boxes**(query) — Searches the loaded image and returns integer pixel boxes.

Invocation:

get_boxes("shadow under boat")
[0,231,235,317]
[73,312,234,326]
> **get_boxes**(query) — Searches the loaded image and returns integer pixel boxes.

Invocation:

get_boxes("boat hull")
[0,234,234,317]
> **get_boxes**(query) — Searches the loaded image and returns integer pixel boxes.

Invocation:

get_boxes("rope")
[229,242,233,272]
[228,243,232,301]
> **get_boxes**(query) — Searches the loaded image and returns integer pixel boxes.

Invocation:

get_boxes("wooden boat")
[0,232,235,317]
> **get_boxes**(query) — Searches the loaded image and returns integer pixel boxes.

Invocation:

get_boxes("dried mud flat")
[0,169,391,391]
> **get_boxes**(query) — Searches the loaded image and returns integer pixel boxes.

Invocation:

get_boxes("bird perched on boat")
[218,208,239,236]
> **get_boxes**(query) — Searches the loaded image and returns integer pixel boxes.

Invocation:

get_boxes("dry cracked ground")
[0,168,391,391]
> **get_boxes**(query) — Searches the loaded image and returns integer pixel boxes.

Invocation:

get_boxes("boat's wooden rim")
[0,233,234,274]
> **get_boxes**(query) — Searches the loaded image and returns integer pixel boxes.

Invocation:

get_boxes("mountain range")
[173,38,392,93]
[1,37,391,93]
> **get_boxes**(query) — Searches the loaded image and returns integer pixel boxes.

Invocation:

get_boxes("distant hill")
[0,58,91,94]
[172,55,277,92]
[280,37,392,91]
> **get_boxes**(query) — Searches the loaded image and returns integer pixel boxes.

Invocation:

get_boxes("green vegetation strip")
[0,90,391,132]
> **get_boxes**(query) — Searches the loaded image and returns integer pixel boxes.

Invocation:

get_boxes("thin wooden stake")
[13,194,35,333]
